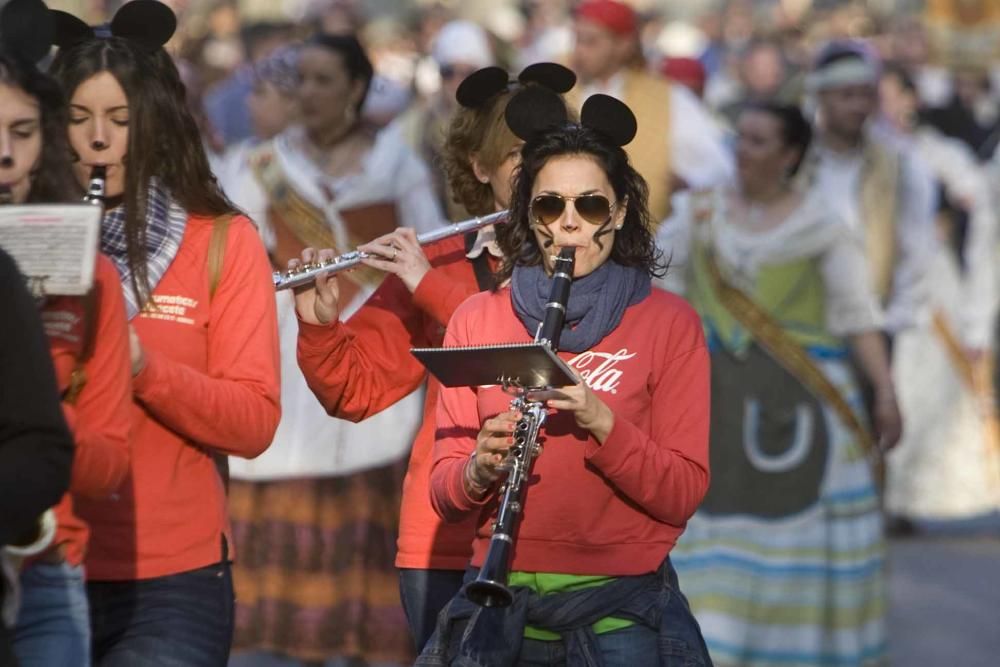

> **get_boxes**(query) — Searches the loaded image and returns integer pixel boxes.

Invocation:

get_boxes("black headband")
[455,62,576,109]
[0,0,54,64]
[504,90,637,147]
[52,0,176,52]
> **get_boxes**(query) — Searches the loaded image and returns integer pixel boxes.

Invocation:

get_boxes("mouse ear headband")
[504,91,637,147]
[52,0,176,52]
[455,62,576,109]
[0,0,55,65]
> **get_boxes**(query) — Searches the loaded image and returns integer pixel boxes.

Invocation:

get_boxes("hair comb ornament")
[52,0,176,52]
[0,0,55,64]
[455,62,576,109]
[505,91,637,147]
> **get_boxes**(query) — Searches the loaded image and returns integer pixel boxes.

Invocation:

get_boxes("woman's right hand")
[465,410,522,496]
[291,247,340,325]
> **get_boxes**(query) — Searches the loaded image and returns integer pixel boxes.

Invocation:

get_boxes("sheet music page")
[0,204,102,296]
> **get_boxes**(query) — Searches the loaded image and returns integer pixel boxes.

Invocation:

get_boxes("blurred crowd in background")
[14,0,1000,666]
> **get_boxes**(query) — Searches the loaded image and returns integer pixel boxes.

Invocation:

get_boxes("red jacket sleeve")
[65,255,132,499]
[132,217,280,458]
[298,242,480,421]
[583,306,711,526]
[411,261,481,328]
[428,297,493,522]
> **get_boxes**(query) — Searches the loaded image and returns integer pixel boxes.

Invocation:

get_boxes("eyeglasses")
[530,193,616,226]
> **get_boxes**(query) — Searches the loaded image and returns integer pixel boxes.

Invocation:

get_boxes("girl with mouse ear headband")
[47,2,281,664]
[419,90,712,667]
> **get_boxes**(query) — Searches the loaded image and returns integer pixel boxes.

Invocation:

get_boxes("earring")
[615,224,623,230]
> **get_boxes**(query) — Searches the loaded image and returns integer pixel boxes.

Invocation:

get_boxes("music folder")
[411,342,577,389]
[0,204,101,296]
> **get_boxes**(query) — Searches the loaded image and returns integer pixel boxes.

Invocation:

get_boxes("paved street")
[887,517,1000,667]
[233,517,1000,667]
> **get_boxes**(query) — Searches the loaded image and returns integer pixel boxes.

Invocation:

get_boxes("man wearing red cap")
[570,0,731,224]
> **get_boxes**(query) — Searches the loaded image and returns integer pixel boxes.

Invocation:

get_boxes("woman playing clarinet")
[420,91,712,666]
[47,1,280,663]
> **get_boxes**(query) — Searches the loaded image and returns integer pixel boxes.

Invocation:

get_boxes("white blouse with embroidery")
[656,187,883,337]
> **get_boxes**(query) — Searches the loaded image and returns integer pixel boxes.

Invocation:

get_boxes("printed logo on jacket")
[567,348,635,395]
[140,294,199,325]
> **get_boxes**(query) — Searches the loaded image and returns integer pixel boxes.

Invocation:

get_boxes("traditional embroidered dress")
[886,126,1000,520]
[658,188,889,667]
[220,124,444,663]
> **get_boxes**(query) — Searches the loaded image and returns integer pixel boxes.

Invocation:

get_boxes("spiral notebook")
[411,342,577,389]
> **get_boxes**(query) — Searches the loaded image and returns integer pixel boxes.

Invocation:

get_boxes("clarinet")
[464,246,576,608]
[83,165,107,207]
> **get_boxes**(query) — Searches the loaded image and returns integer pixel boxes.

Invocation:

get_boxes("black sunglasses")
[530,193,616,226]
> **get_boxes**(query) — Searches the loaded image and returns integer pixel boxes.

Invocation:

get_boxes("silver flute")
[273,210,507,291]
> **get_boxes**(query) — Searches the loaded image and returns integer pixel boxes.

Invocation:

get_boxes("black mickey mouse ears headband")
[52,0,176,52]
[504,90,637,147]
[0,0,55,65]
[455,62,576,109]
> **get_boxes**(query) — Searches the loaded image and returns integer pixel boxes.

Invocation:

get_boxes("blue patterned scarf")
[511,259,651,353]
[100,181,188,319]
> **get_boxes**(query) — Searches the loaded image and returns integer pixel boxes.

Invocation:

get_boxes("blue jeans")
[518,624,659,666]
[13,561,91,667]
[399,568,466,652]
[88,560,234,667]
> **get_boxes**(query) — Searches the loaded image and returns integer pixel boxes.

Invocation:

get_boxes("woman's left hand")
[531,379,615,444]
[128,325,146,377]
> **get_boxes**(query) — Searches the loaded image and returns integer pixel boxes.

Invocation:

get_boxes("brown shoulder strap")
[702,248,877,456]
[208,214,233,300]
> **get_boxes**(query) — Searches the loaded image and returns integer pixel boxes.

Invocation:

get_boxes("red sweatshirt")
[297,233,488,569]
[40,254,132,567]
[430,286,711,575]
[76,214,281,580]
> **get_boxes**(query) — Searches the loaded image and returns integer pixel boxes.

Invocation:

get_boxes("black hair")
[881,61,917,96]
[49,37,237,308]
[496,123,665,285]
[304,33,373,113]
[0,53,78,203]
[741,100,813,176]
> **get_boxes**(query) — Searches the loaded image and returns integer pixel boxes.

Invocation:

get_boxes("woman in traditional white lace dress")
[878,64,1000,524]
[658,101,901,667]
[221,34,444,664]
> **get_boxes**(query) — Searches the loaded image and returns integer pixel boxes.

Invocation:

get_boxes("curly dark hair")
[0,54,78,203]
[49,37,237,309]
[496,124,666,285]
